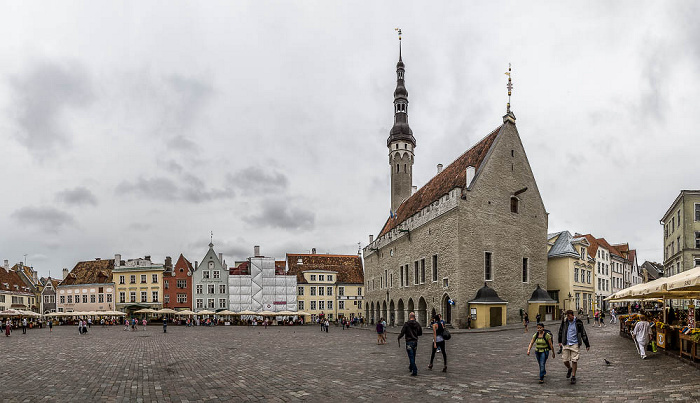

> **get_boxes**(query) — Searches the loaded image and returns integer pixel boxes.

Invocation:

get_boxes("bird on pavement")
[604,359,611,366]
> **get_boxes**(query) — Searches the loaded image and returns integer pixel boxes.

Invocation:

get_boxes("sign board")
[657,330,665,348]
[689,305,695,329]
[470,308,477,320]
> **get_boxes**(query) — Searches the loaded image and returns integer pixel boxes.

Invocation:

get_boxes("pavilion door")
[489,307,502,327]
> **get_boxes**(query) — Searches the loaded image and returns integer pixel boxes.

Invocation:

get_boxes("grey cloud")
[9,60,94,156]
[167,136,201,153]
[168,75,214,127]
[11,206,76,233]
[128,222,152,231]
[227,167,289,193]
[242,199,315,231]
[56,186,98,206]
[116,176,234,203]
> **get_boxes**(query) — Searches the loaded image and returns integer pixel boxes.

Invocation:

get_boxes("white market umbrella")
[197,310,216,315]
[157,308,178,314]
[176,310,196,316]
[238,310,258,316]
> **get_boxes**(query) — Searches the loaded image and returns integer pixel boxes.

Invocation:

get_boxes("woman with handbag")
[428,314,448,372]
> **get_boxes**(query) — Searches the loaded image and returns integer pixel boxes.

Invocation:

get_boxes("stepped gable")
[378,125,502,237]
[286,254,364,284]
[60,259,115,285]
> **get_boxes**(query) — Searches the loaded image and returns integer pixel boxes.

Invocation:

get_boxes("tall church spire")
[388,29,415,214]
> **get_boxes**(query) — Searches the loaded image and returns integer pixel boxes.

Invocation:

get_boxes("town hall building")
[363,44,553,328]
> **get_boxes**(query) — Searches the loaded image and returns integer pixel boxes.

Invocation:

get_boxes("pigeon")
[604,359,611,366]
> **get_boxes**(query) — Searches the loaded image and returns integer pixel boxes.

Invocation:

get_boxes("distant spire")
[209,231,214,248]
[395,27,402,61]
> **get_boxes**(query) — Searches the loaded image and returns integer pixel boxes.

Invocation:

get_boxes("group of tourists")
[376,317,387,344]
[397,313,449,376]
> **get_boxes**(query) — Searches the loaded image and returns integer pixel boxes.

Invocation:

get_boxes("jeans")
[430,340,447,366]
[535,350,548,380]
[406,341,418,374]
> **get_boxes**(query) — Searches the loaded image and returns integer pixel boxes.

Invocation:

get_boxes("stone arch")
[430,307,437,322]
[376,301,381,324]
[418,297,428,326]
[382,300,388,323]
[407,298,415,319]
[365,303,370,321]
[370,302,375,325]
[397,299,405,324]
[389,300,396,326]
[441,293,452,324]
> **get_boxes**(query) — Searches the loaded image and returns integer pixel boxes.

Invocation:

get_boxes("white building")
[228,246,297,313]
[191,242,229,312]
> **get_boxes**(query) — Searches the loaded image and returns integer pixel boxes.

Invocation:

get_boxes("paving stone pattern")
[1,322,698,402]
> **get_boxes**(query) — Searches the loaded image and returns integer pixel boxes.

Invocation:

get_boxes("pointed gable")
[379,125,502,237]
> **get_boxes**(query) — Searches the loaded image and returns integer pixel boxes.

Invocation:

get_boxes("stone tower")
[388,43,416,213]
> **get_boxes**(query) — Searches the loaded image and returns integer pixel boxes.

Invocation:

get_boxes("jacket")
[558,317,590,348]
[398,319,423,342]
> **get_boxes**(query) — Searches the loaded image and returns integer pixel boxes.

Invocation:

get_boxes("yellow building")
[286,253,364,322]
[547,231,595,316]
[112,255,164,315]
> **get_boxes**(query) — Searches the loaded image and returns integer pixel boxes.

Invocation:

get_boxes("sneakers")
[566,368,572,378]
[570,376,576,384]
[428,364,433,370]
[410,372,417,376]
[538,379,544,384]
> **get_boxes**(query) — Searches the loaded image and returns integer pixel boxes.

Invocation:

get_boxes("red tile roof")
[59,259,115,286]
[0,267,33,294]
[230,261,287,276]
[286,254,364,284]
[595,238,623,258]
[581,234,599,257]
[378,125,502,237]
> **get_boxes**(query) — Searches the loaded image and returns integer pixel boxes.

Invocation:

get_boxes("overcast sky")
[1,2,697,278]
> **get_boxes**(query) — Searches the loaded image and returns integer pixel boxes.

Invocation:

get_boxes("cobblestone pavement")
[2,321,699,402]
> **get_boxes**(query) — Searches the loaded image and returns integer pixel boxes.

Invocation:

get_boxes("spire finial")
[505,63,513,113]
[209,231,213,247]
[395,28,402,60]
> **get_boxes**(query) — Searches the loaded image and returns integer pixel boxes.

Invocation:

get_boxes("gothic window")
[404,164,407,173]
[396,164,400,173]
[510,197,519,213]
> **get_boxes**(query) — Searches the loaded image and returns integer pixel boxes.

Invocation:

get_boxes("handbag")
[442,327,451,340]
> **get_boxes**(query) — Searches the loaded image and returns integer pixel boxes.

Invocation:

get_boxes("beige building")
[113,255,164,315]
[547,231,595,315]
[661,190,700,276]
[56,258,116,313]
[363,49,549,329]
[286,253,364,322]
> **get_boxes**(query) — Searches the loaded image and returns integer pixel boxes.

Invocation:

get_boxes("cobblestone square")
[2,322,699,402]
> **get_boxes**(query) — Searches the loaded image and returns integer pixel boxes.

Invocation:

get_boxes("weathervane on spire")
[505,63,513,113]
[395,27,402,40]
[209,231,214,247]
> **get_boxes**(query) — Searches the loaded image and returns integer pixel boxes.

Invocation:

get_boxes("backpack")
[534,329,553,349]
[376,323,383,333]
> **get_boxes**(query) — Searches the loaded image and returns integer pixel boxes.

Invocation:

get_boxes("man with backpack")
[527,322,555,383]
[398,312,423,376]
[558,310,590,385]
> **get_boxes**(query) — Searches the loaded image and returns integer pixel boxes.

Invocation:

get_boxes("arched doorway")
[418,297,427,325]
[407,298,415,319]
[397,299,405,324]
[370,303,375,324]
[431,307,437,322]
[375,302,381,324]
[389,300,396,326]
[365,304,370,321]
[442,294,452,324]
[382,301,387,323]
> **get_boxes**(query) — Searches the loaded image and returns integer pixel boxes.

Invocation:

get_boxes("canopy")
[667,267,700,291]
[276,310,298,316]
[176,310,196,315]
[260,311,277,316]
[216,310,236,315]
[607,268,700,301]
[296,311,312,316]
[134,308,157,314]
[237,310,258,315]
[197,310,216,315]
[0,309,23,316]
[157,308,178,314]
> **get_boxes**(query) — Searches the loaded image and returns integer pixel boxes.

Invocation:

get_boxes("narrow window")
[522,258,529,283]
[396,164,400,173]
[420,259,425,283]
[414,261,419,285]
[405,265,409,286]
[404,164,407,173]
[695,203,700,221]
[484,252,492,281]
[510,197,519,213]
[432,255,438,282]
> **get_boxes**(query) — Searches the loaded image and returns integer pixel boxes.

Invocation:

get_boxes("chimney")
[369,235,374,244]
[165,256,172,271]
[114,254,121,268]
[218,253,223,263]
[3,260,8,270]
[466,166,476,188]
[412,185,417,195]
[254,246,260,257]
[95,258,101,261]
[437,164,443,174]
[62,268,69,279]
[145,255,151,261]
[195,261,199,270]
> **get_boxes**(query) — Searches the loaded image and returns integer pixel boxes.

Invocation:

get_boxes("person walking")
[428,314,447,372]
[398,311,423,376]
[381,317,387,343]
[5,319,11,337]
[558,310,590,385]
[523,313,530,333]
[142,318,147,330]
[536,312,542,324]
[78,319,83,335]
[163,317,168,333]
[594,310,600,327]
[632,315,652,359]
[48,320,53,333]
[376,319,385,344]
[610,308,616,324]
[22,318,27,334]
[527,322,555,383]
[599,310,605,327]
